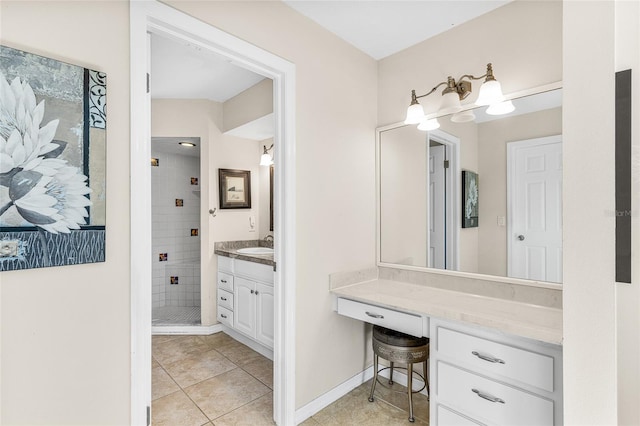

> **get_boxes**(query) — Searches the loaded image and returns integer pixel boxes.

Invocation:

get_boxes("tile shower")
[151,137,201,325]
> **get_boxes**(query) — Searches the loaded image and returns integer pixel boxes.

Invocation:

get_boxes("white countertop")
[331,278,563,345]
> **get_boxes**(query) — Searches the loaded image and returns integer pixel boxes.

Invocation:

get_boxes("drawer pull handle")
[220,314,227,319]
[221,279,227,283]
[220,297,227,301]
[255,290,259,295]
[251,289,255,294]
[472,351,505,364]
[365,311,384,319]
[472,388,505,404]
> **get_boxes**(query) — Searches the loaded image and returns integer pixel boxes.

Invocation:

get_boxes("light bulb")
[438,92,462,115]
[486,100,515,115]
[417,118,440,131]
[476,79,505,106]
[260,153,273,166]
[451,110,476,123]
[404,102,425,124]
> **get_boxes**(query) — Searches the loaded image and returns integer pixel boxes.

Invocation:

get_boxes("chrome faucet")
[264,235,274,242]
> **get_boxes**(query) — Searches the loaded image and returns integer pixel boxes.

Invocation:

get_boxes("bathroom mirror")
[377,84,563,285]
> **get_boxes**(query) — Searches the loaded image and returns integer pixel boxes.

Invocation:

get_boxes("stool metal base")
[368,337,429,423]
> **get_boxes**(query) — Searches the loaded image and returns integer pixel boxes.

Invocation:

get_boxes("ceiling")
[150,32,266,102]
[150,1,511,101]
[284,1,510,60]
[151,137,201,158]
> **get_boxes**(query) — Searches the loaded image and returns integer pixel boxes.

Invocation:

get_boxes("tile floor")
[152,306,201,326]
[152,333,429,425]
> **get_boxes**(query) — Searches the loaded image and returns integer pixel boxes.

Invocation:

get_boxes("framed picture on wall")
[218,168,251,209]
[0,45,107,271]
[462,170,479,228]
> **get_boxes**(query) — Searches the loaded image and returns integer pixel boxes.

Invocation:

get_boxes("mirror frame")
[376,81,564,290]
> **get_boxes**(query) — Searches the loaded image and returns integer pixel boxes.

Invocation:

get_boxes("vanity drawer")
[436,404,485,426]
[437,326,554,392]
[437,362,554,426]
[234,259,274,284]
[218,289,233,311]
[218,256,234,273]
[218,272,234,292]
[337,298,425,337]
[217,306,233,327]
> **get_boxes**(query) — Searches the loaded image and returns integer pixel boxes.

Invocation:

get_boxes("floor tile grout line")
[373,393,429,423]
[160,348,225,422]
[152,355,183,401]
[155,336,269,422]
[198,335,273,389]
[208,390,274,423]
[236,359,274,390]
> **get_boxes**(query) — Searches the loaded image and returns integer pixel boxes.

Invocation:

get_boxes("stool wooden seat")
[368,325,429,422]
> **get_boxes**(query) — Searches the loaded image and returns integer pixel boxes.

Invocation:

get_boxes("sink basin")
[236,247,274,255]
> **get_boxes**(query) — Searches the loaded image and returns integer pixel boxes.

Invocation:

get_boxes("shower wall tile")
[151,150,201,308]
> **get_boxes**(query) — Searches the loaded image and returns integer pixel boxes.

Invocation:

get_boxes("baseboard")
[294,362,428,424]
[294,365,375,424]
[221,326,274,361]
[152,324,223,335]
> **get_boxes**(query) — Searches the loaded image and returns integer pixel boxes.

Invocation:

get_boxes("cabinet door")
[234,277,256,338]
[255,282,274,349]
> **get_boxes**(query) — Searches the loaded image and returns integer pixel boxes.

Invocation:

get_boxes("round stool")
[368,325,429,422]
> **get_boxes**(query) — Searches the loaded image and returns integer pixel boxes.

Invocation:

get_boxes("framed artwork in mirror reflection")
[462,170,479,228]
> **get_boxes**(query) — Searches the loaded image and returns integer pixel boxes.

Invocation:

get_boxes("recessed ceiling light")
[178,141,196,147]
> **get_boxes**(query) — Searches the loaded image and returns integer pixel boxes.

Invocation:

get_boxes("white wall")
[223,78,273,132]
[0,1,131,424]
[615,1,640,424]
[379,125,428,266]
[563,1,618,423]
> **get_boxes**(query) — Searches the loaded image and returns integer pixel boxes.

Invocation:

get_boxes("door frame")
[507,135,562,280]
[130,2,297,425]
[428,129,460,271]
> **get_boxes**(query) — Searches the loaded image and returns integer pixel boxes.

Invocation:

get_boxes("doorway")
[427,130,460,271]
[151,136,202,326]
[507,135,562,283]
[130,2,297,425]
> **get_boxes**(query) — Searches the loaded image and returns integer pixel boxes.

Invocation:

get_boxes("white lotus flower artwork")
[465,176,478,220]
[0,72,92,234]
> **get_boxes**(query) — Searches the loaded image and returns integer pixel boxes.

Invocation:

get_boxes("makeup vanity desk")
[330,267,563,426]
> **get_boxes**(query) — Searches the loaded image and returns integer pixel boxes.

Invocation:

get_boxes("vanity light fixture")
[178,141,196,147]
[451,109,476,123]
[405,63,512,130]
[260,143,274,166]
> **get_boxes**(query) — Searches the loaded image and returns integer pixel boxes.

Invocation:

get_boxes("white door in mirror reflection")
[508,136,562,283]
[429,144,446,268]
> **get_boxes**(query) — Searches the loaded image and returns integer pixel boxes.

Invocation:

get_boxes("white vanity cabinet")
[216,256,274,350]
[430,319,563,426]
[234,277,274,348]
